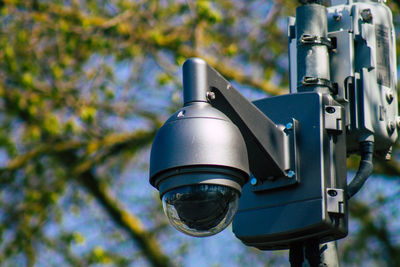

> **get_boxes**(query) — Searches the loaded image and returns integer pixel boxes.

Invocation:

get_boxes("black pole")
[305,240,322,267]
[290,240,324,267]
[289,243,304,267]
[298,0,323,4]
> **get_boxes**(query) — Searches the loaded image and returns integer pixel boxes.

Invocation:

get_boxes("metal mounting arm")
[182,58,292,180]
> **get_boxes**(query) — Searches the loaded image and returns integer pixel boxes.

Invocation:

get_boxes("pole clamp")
[298,34,336,49]
[300,76,338,95]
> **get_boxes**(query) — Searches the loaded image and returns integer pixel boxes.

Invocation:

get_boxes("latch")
[324,105,343,133]
[326,188,345,215]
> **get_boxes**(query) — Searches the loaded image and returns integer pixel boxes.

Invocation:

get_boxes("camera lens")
[162,184,239,237]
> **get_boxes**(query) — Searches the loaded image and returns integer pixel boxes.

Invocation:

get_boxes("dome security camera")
[149,57,350,249]
[149,58,294,237]
[149,101,250,237]
[149,56,352,251]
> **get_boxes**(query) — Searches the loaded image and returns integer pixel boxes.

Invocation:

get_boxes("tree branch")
[34,4,287,96]
[41,235,86,267]
[78,171,174,267]
[1,129,174,267]
[374,157,400,178]
[1,130,157,173]
[349,200,400,266]
[177,46,286,95]
[392,0,400,8]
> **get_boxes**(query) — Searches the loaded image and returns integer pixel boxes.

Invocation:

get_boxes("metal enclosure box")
[232,92,348,250]
[289,0,398,154]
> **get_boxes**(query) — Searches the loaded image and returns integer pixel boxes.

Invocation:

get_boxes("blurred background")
[0,0,399,266]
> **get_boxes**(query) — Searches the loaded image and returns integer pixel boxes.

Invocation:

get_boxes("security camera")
[149,59,251,236]
[149,56,351,246]
[149,99,249,236]
[149,58,297,237]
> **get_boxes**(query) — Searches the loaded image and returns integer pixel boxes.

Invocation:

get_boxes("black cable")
[347,141,374,199]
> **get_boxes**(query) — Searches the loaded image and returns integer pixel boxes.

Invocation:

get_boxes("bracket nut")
[387,121,395,135]
[386,90,394,104]
[361,9,372,22]
[333,13,342,22]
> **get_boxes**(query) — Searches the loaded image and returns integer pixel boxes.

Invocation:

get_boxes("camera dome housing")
[149,102,249,236]
[162,184,239,237]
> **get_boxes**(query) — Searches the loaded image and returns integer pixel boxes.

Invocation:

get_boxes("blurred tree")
[0,0,398,266]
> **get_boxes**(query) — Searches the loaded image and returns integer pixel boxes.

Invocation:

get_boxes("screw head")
[327,189,338,197]
[250,178,258,186]
[361,9,372,22]
[333,12,342,22]
[287,170,295,179]
[206,91,216,100]
[325,106,336,114]
[177,110,185,118]
[286,122,293,131]
[385,149,392,161]
[386,90,394,104]
[387,121,395,135]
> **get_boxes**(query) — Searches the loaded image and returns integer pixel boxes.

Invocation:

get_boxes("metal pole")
[289,241,339,267]
[296,2,331,94]
[320,241,339,267]
[289,1,341,266]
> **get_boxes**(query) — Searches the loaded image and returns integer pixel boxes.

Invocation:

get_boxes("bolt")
[333,11,342,22]
[386,90,394,104]
[250,178,258,186]
[387,121,395,135]
[328,189,338,197]
[286,122,293,131]
[227,84,232,90]
[206,91,216,100]
[384,146,392,161]
[287,170,295,179]
[177,110,185,118]
[361,9,372,22]
[325,106,336,114]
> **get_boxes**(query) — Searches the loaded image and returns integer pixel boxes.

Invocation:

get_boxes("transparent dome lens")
[162,184,239,237]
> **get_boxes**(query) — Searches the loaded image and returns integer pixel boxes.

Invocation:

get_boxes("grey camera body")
[232,92,348,250]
